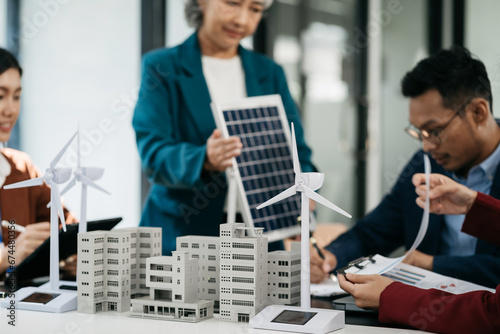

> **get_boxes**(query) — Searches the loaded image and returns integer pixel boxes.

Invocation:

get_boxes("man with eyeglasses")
[311,46,500,289]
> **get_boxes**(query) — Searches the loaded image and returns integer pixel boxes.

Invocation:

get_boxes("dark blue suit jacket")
[132,33,315,255]
[326,150,500,288]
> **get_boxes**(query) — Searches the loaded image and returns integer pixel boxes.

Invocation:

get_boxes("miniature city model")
[268,241,301,306]
[130,252,214,322]
[219,223,268,323]
[77,227,162,313]
[176,236,220,311]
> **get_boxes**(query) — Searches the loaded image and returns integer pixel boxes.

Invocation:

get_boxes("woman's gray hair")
[184,0,203,29]
[184,0,274,30]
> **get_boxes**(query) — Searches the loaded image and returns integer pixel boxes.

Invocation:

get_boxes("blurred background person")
[0,48,76,277]
[133,0,316,255]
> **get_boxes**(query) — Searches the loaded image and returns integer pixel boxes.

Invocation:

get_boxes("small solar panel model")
[211,95,308,242]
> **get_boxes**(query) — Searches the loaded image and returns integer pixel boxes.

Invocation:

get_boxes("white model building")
[121,227,162,298]
[267,241,301,306]
[130,252,214,322]
[78,230,131,313]
[176,236,220,311]
[77,227,162,313]
[218,223,268,323]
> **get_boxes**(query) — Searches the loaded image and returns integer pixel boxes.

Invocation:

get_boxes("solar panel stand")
[226,167,239,225]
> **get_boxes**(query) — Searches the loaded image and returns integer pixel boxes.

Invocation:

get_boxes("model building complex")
[77,223,300,322]
[130,252,214,322]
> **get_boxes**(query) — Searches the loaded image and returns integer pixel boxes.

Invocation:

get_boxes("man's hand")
[204,129,243,172]
[402,249,434,270]
[310,246,337,283]
[412,173,477,215]
[338,273,394,310]
[13,222,51,264]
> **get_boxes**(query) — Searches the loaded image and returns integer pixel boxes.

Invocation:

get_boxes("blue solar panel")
[218,101,302,238]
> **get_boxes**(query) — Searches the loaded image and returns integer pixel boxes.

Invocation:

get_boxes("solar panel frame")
[211,95,314,241]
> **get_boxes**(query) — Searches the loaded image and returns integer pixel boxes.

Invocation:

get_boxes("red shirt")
[379,192,500,334]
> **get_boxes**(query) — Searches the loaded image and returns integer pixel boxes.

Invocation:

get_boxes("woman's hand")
[204,129,243,172]
[412,173,477,215]
[338,273,394,310]
[11,222,50,264]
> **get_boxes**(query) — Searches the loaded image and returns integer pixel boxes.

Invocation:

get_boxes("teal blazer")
[132,33,316,255]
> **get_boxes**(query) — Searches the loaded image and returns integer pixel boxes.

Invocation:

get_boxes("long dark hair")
[0,48,22,77]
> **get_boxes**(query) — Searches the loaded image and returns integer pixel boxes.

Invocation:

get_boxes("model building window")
[233,265,254,272]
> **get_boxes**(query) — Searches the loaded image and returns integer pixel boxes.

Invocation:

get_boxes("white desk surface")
[0,309,428,334]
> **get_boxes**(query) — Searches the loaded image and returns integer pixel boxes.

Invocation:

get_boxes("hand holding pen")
[310,235,338,283]
[0,220,50,265]
[1,220,26,232]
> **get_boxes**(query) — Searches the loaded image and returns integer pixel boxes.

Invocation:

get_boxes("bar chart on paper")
[384,266,425,285]
[384,263,495,294]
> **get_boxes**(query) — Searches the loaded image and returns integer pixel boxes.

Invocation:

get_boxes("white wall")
[380,0,426,195]
[19,0,141,228]
[0,0,7,48]
[166,0,193,47]
[466,0,500,117]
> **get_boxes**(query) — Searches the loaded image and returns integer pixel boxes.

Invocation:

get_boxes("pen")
[1,220,26,232]
[310,236,337,283]
[310,236,325,259]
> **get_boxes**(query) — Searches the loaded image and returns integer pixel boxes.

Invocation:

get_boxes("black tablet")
[7,217,122,284]
[332,295,375,313]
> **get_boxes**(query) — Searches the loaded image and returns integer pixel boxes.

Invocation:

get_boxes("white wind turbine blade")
[60,177,77,196]
[80,174,111,195]
[77,125,81,169]
[4,177,44,189]
[50,131,78,169]
[303,186,351,218]
[51,181,67,232]
[47,176,77,209]
[256,185,297,210]
[291,122,301,175]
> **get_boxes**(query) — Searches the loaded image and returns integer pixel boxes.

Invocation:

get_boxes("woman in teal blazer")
[132,0,316,255]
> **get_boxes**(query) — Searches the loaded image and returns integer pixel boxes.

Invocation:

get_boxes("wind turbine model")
[250,123,351,334]
[1,132,79,313]
[52,129,110,233]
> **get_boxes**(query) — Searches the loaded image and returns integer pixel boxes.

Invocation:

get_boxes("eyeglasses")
[405,98,473,145]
